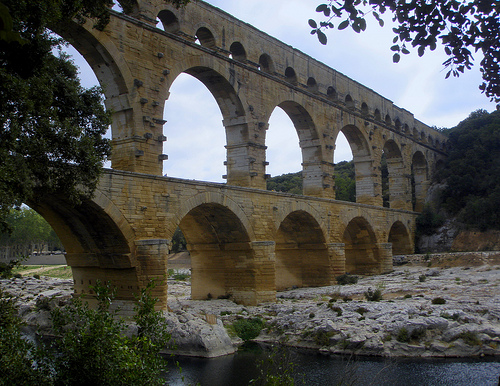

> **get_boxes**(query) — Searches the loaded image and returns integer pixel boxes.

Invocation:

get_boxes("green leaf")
[390,44,400,52]
[317,29,328,45]
[393,53,401,63]
[338,20,350,30]
[308,19,318,29]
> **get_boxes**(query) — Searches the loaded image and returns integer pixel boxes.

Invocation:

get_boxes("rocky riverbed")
[2,253,500,358]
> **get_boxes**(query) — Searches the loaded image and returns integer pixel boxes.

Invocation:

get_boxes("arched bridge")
[40,0,447,307]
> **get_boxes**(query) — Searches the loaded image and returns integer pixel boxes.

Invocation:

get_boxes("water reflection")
[164,343,500,386]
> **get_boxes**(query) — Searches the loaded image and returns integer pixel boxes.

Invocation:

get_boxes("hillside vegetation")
[266,160,355,202]
[433,109,500,231]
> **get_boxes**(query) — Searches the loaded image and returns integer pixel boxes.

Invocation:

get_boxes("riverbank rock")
[161,310,236,357]
[2,253,500,359]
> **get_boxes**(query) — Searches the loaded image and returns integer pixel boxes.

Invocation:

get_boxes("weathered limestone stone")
[39,0,447,308]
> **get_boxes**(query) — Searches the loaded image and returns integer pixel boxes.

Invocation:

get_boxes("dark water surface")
[164,344,500,386]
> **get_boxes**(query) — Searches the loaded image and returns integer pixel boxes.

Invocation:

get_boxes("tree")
[0,0,190,233]
[435,109,500,230]
[0,207,63,258]
[0,1,113,233]
[309,1,500,102]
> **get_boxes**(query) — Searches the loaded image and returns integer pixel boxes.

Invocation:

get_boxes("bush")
[336,273,359,285]
[432,297,446,305]
[457,331,481,346]
[314,330,335,346]
[419,275,426,282]
[0,288,52,385]
[364,287,383,302]
[50,280,170,386]
[396,326,426,343]
[0,279,171,386]
[355,307,368,315]
[233,317,264,341]
[0,259,22,279]
[328,304,343,316]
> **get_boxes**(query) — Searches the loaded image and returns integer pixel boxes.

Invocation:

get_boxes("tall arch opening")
[340,125,376,205]
[382,140,405,209]
[343,217,380,275]
[265,107,302,193]
[275,211,331,290]
[388,221,413,255]
[412,151,429,212]
[162,72,226,182]
[334,131,355,202]
[266,101,324,196]
[178,203,254,303]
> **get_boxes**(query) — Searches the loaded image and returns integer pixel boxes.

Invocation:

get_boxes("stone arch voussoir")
[273,201,326,237]
[175,191,256,241]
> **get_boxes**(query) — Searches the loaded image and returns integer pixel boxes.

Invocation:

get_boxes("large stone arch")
[339,125,378,205]
[342,216,383,275]
[178,202,258,304]
[275,210,332,290]
[176,191,256,241]
[412,151,429,212]
[165,61,255,187]
[266,100,328,197]
[388,220,413,255]
[53,20,139,173]
[382,140,410,210]
[27,192,145,307]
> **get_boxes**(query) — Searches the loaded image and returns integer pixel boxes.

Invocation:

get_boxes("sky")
[67,0,497,182]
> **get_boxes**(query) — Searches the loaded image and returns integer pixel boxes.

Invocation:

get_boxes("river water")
[164,344,500,386]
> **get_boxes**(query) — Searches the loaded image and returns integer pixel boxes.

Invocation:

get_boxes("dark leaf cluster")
[310,1,500,102]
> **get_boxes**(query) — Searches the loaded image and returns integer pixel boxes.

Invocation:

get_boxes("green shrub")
[432,297,446,305]
[314,330,335,346]
[355,307,368,315]
[419,275,426,282]
[0,259,21,279]
[457,331,481,346]
[328,304,343,316]
[336,273,359,285]
[396,326,426,343]
[233,317,264,341]
[49,280,170,385]
[364,287,383,302]
[33,274,40,280]
[0,288,53,385]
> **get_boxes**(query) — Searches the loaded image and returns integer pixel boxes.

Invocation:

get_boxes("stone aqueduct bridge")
[39,0,447,307]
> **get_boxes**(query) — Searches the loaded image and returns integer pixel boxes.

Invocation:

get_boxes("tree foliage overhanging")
[0,0,190,233]
[310,1,500,102]
[0,0,115,233]
[435,108,500,230]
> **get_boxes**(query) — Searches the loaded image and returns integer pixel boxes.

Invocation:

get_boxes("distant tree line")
[266,160,356,202]
[0,207,62,260]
